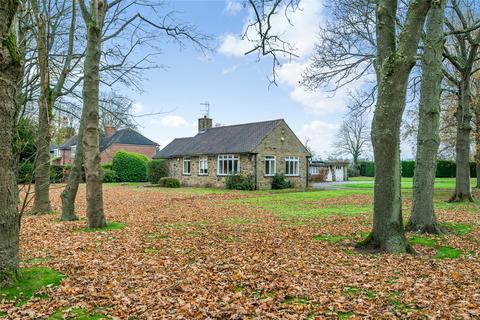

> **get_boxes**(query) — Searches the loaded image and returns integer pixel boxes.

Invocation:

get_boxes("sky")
[125,0,368,160]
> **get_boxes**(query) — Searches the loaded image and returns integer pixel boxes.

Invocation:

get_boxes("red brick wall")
[100,144,157,164]
[61,149,73,164]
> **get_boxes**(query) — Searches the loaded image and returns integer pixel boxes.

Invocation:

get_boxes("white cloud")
[222,64,240,75]
[131,101,144,115]
[152,115,189,128]
[218,0,323,58]
[218,34,252,57]
[299,120,339,157]
[224,0,243,15]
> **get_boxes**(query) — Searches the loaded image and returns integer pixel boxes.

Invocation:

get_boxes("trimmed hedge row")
[357,160,478,178]
[112,150,149,182]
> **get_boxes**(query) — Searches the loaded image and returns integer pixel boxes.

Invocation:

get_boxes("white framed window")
[199,157,208,175]
[183,158,191,175]
[285,156,300,176]
[336,166,342,170]
[217,155,240,175]
[265,155,276,176]
[53,149,60,158]
[71,145,77,159]
[310,167,320,175]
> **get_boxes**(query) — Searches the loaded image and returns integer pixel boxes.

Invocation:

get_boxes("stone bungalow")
[57,126,158,165]
[154,117,311,189]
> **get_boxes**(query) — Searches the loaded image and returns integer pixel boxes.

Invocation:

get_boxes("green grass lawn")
[346,177,477,190]
[230,177,480,221]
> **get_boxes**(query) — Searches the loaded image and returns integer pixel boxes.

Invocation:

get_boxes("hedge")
[225,174,255,190]
[401,161,415,178]
[147,159,167,184]
[358,161,375,177]
[102,168,118,182]
[356,160,478,178]
[271,173,292,189]
[112,150,149,182]
[159,177,180,188]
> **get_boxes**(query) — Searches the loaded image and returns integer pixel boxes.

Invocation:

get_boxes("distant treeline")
[356,160,478,178]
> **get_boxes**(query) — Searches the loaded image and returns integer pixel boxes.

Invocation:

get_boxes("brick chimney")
[198,115,212,133]
[105,125,117,136]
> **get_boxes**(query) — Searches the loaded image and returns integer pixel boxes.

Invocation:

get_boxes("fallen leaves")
[1,185,479,319]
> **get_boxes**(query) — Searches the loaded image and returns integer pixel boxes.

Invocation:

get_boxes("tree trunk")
[450,81,474,202]
[359,0,431,253]
[473,101,480,188]
[0,0,22,287]
[32,14,52,214]
[60,114,85,221]
[82,0,107,228]
[408,0,445,234]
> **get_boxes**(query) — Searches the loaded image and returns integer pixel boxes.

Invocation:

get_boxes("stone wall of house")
[100,144,157,164]
[163,121,310,189]
[166,154,255,188]
[252,121,310,189]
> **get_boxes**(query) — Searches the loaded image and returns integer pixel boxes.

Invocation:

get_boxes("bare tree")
[408,0,446,234]
[74,0,210,228]
[443,0,480,202]
[358,0,432,253]
[333,113,370,167]
[0,0,22,288]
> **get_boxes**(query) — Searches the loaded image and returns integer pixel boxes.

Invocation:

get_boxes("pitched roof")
[60,128,157,151]
[154,119,284,158]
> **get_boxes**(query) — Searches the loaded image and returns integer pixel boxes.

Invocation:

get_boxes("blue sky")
[126,0,363,159]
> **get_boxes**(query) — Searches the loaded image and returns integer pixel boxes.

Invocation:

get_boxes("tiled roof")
[154,119,284,158]
[60,128,157,151]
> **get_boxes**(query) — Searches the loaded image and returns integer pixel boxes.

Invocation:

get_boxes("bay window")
[217,155,240,175]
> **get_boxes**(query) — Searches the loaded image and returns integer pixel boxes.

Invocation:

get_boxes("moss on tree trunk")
[408,0,445,234]
[0,0,22,288]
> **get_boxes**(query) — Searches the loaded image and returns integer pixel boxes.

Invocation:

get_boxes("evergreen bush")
[112,150,149,182]
[159,177,181,188]
[271,173,292,189]
[225,174,255,190]
[147,159,167,184]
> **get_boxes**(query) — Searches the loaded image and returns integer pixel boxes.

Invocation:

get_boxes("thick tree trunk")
[0,0,22,287]
[82,0,106,228]
[60,113,85,221]
[408,0,445,234]
[359,0,431,253]
[32,15,52,214]
[450,81,474,202]
[368,71,412,253]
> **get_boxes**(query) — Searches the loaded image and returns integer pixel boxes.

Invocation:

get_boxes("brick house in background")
[57,126,158,164]
[154,117,311,189]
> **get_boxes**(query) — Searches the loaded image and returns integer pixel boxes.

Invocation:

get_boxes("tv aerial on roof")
[200,101,210,118]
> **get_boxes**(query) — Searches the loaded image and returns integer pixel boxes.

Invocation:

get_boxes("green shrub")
[147,159,167,184]
[436,160,456,178]
[358,161,375,177]
[18,161,34,184]
[401,160,415,178]
[102,168,118,182]
[159,177,180,188]
[347,165,359,177]
[50,165,64,183]
[470,162,477,178]
[112,150,149,182]
[225,174,255,190]
[271,173,292,189]
[101,163,112,170]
